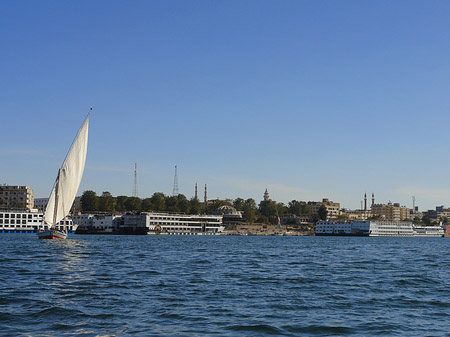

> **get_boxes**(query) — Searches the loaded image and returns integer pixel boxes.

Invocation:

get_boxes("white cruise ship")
[316,220,444,237]
[0,210,77,234]
[120,212,225,235]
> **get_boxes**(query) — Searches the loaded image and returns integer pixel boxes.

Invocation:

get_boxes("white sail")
[43,113,90,226]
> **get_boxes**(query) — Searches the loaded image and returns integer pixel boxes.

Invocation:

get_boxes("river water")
[1,235,449,336]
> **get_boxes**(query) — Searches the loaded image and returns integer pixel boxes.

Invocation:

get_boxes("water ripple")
[1,236,450,336]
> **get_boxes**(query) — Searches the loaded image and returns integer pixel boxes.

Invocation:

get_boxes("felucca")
[37,109,91,239]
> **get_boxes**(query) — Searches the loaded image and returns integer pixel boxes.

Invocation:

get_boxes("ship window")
[5,220,9,224]
[22,220,26,224]
[11,219,15,224]
[11,214,15,218]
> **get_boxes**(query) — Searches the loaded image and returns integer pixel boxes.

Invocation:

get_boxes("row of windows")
[0,214,41,219]
[149,222,219,226]
[0,219,40,224]
[148,216,220,221]
[0,224,38,228]
[0,219,70,225]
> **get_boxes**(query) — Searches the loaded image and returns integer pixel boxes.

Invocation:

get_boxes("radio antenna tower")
[172,165,179,196]
[412,196,416,211]
[132,162,138,197]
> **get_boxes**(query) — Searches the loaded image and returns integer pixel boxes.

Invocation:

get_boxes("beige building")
[341,209,371,220]
[308,198,341,220]
[371,202,410,221]
[0,185,34,210]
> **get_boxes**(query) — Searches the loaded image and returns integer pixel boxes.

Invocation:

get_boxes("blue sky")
[1,0,450,211]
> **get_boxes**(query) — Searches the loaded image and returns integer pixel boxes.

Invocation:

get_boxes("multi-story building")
[34,198,49,211]
[308,198,341,220]
[371,202,410,221]
[35,196,81,212]
[340,209,371,221]
[0,185,34,210]
[424,206,450,222]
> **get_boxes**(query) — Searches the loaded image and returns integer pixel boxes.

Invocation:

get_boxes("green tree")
[206,199,227,214]
[189,197,202,214]
[125,197,142,211]
[166,195,180,213]
[245,198,257,211]
[242,198,258,224]
[412,216,423,224]
[141,198,153,211]
[177,194,190,213]
[233,198,245,211]
[151,192,166,211]
[242,205,256,223]
[81,190,98,211]
[256,215,269,224]
[116,196,128,212]
[318,205,328,220]
[422,215,432,226]
[337,214,349,221]
[259,199,278,224]
[277,202,288,217]
[303,204,312,216]
[98,191,114,212]
[288,200,303,216]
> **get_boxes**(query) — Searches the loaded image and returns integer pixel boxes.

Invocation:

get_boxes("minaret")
[264,189,270,201]
[195,183,198,200]
[172,165,179,196]
[132,162,138,198]
[364,193,367,211]
[372,193,375,207]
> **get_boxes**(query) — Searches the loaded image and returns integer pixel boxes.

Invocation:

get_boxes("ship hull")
[37,229,67,240]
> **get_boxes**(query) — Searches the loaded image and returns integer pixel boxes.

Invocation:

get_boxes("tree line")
[80,191,328,225]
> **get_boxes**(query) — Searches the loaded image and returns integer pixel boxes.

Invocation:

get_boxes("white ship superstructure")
[316,221,370,236]
[412,225,445,237]
[316,220,444,237]
[369,221,415,236]
[120,212,224,235]
[149,213,224,235]
[0,210,76,234]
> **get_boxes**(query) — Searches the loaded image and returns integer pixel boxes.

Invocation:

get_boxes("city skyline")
[2,1,450,211]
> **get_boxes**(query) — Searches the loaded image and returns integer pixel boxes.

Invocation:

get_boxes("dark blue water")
[1,235,450,336]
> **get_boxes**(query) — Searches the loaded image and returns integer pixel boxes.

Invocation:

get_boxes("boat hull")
[37,229,67,240]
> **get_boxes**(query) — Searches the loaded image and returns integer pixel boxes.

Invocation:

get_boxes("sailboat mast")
[52,169,61,229]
